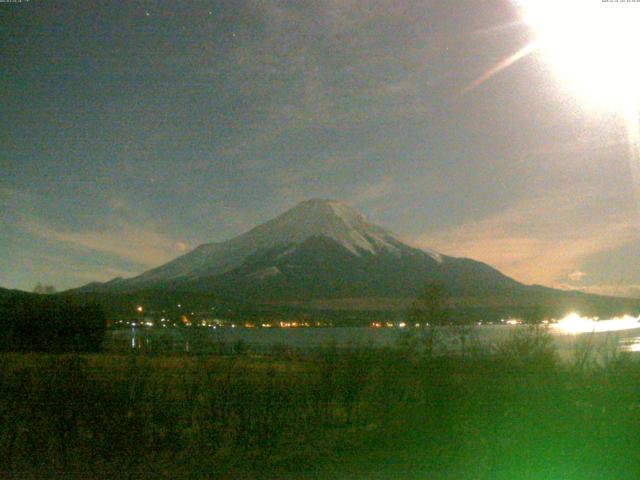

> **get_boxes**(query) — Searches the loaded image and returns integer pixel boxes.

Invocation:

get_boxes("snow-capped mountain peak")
[240,198,401,256]
[97,199,441,286]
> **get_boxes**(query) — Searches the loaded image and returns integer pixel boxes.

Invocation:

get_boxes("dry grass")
[2,330,640,479]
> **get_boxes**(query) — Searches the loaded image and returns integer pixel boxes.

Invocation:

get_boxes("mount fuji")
[74,199,639,319]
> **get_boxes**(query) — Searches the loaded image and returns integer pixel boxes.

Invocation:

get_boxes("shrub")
[0,295,106,353]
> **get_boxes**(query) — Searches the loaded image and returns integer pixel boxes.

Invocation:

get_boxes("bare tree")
[408,283,451,357]
[33,283,57,295]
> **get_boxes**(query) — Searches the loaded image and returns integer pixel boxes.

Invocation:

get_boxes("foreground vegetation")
[2,329,640,479]
[0,294,105,353]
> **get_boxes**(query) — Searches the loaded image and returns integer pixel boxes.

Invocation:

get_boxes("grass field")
[2,328,640,479]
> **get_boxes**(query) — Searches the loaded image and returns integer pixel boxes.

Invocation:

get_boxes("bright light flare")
[461,41,540,95]
[620,337,640,353]
[505,318,522,326]
[515,0,640,110]
[552,312,640,335]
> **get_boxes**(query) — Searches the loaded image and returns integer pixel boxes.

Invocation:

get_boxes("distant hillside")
[0,287,34,301]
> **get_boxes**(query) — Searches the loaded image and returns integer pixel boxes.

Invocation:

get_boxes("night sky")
[2,0,639,296]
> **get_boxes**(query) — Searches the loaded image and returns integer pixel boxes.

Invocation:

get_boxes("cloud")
[3,247,137,291]
[349,176,399,205]
[410,188,638,287]
[568,270,588,282]
[22,218,191,269]
[25,257,134,285]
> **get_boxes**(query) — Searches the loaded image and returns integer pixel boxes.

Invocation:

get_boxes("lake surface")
[107,323,640,361]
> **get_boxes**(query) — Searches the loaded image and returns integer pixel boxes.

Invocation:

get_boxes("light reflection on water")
[112,322,640,360]
[547,313,640,358]
[619,337,640,353]
[551,313,640,335]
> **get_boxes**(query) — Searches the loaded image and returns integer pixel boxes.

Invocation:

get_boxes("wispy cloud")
[348,176,400,206]
[568,270,588,282]
[411,189,638,287]
[19,253,135,285]
[22,218,190,269]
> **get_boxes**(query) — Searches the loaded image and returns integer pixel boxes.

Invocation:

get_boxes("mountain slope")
[73,199,640,319]
[82,199,512,296]
[180,234,521,301]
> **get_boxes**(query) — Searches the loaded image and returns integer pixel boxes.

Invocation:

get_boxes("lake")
[107,321,640,361]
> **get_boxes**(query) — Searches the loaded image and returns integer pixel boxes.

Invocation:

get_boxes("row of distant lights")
[371,322,411,328]
[370,314,640,333]
[130,306,640,334]
[372,320,536,328]
[370,320,531,329]
[119,319,232,328]
[130,305,330,329]
[121,319,335,329]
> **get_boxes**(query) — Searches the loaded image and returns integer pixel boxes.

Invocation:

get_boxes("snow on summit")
[242,198,402,255]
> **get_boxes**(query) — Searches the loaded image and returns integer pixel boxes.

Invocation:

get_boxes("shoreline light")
[552,313,640,335]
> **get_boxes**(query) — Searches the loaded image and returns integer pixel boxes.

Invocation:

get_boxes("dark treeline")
[0,294,106,353]
[65,286,640,327]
